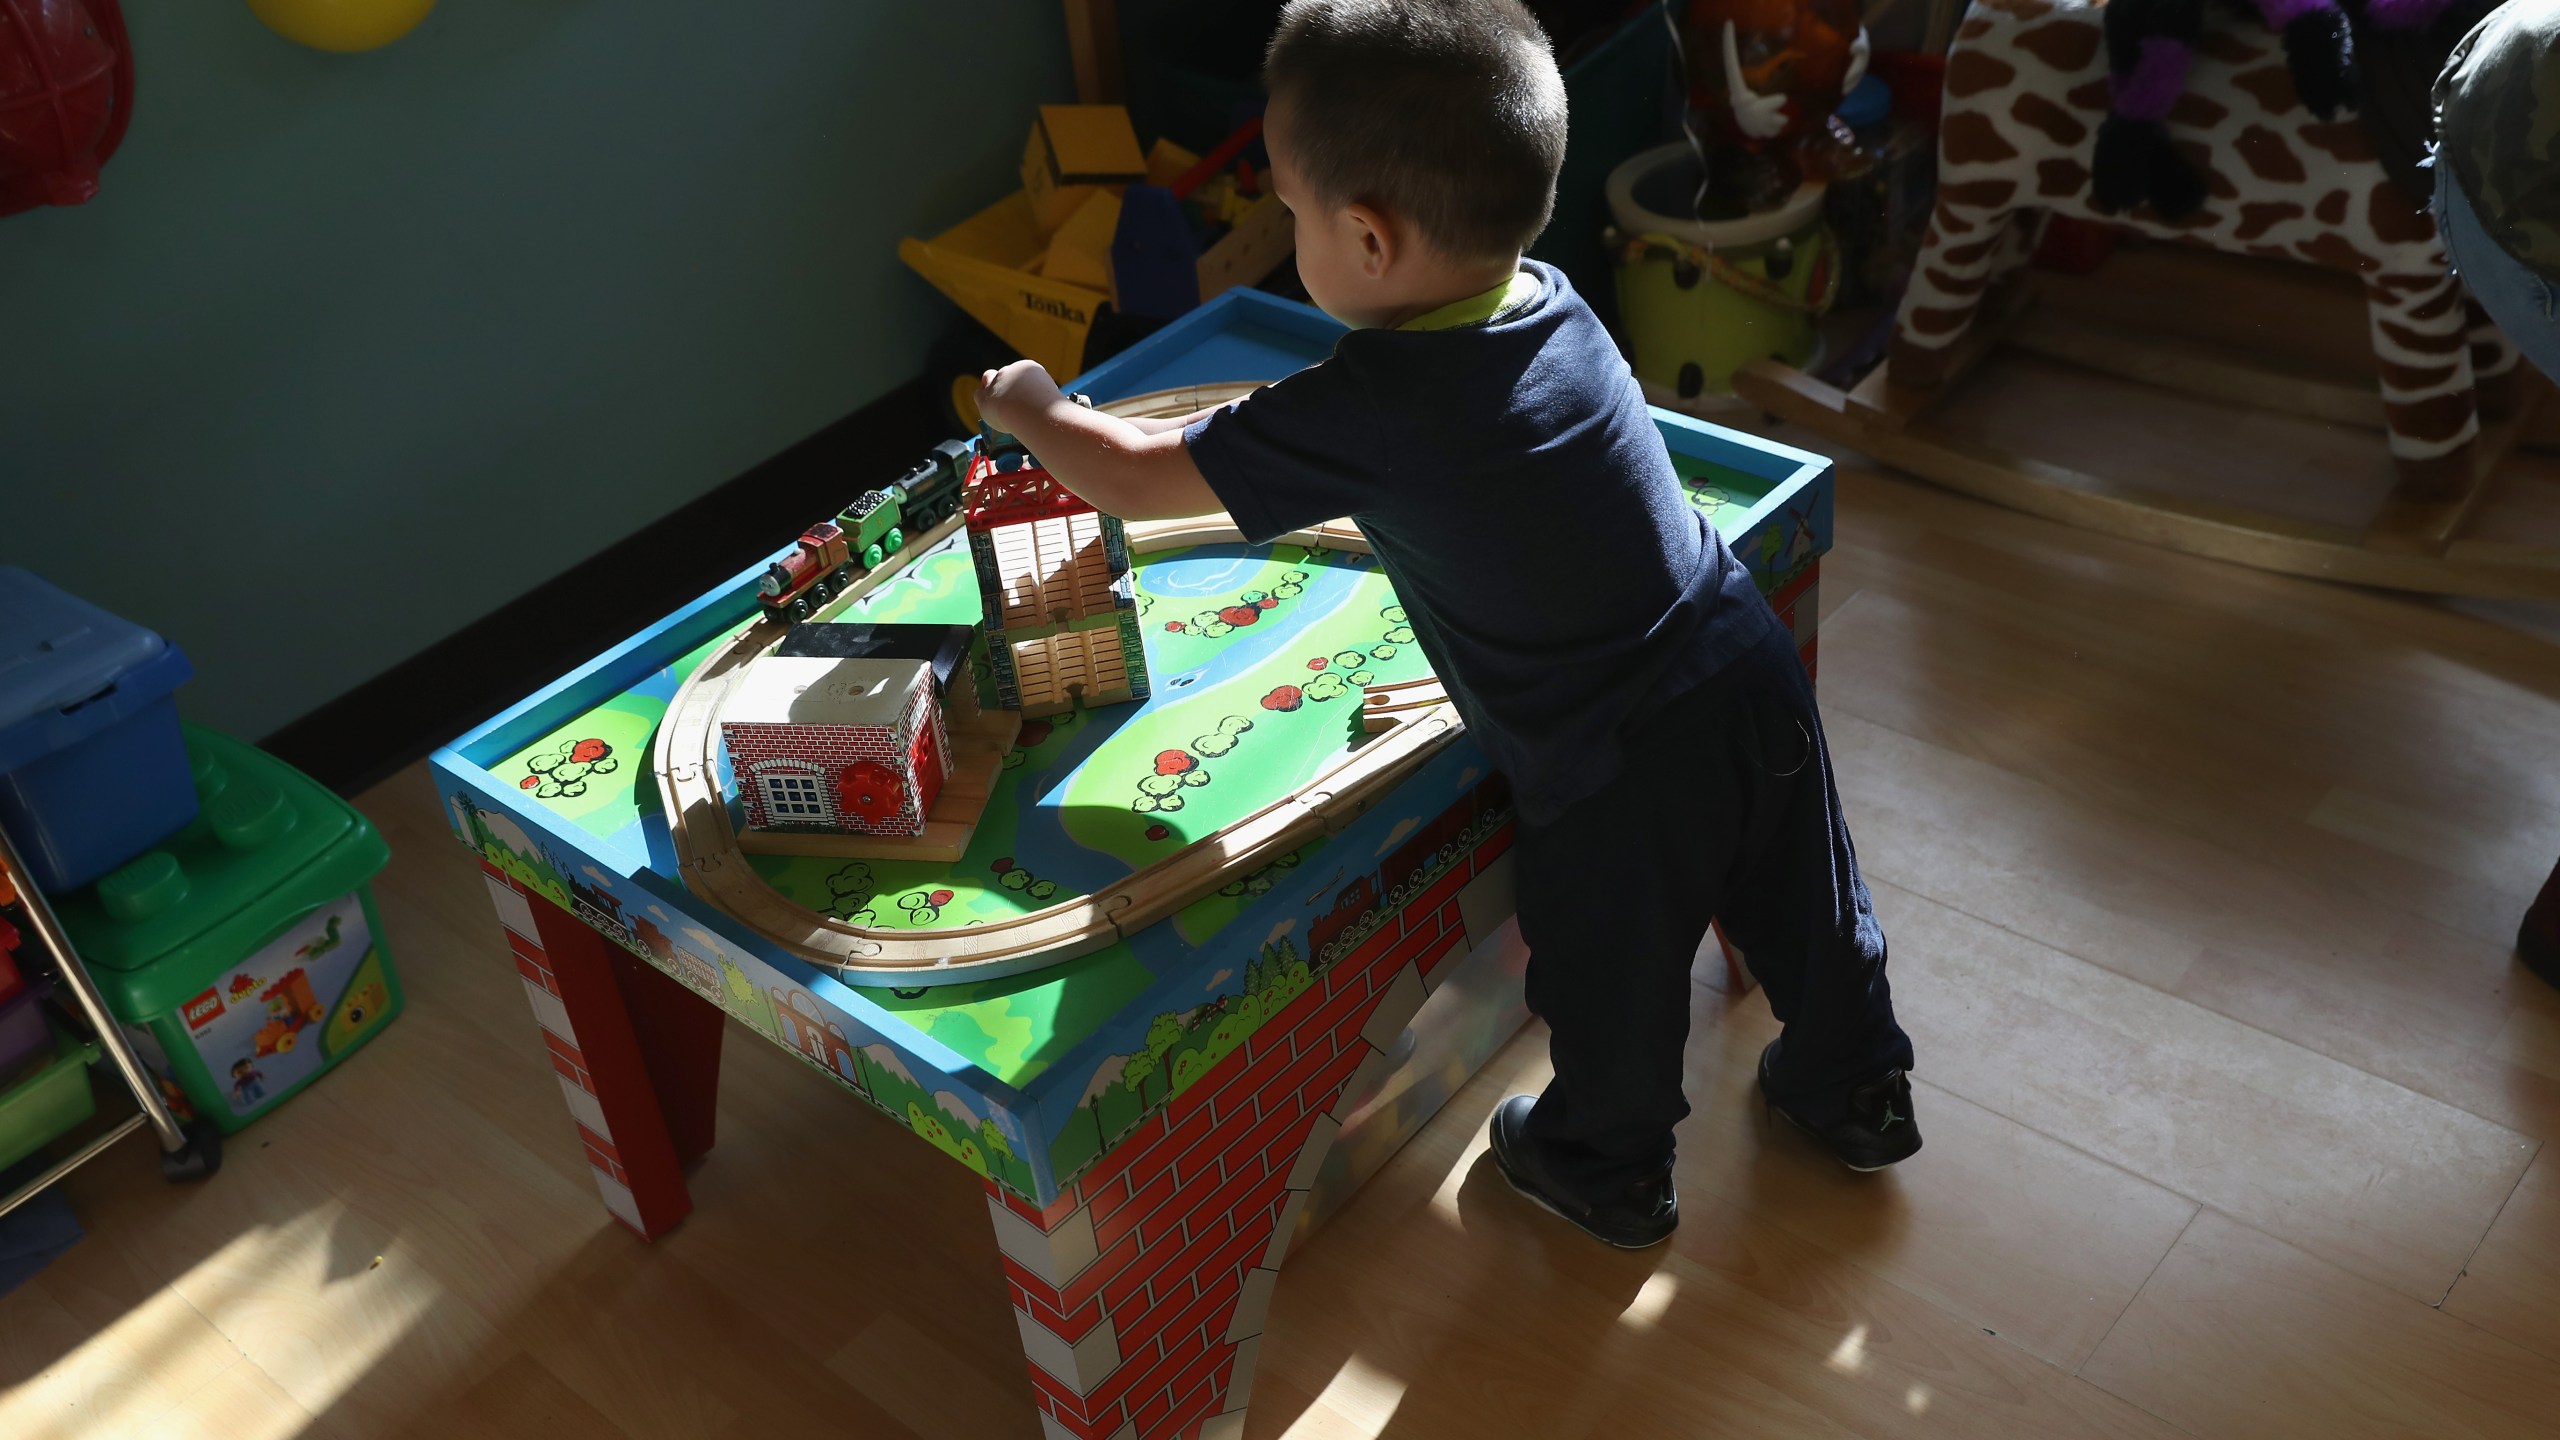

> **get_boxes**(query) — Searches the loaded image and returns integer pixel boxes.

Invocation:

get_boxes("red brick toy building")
[722,656,952,837]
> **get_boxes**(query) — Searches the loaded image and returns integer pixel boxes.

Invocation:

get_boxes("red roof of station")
[964,455,1095,532]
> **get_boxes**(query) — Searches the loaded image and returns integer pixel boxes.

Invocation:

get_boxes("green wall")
[0,1,1071,739]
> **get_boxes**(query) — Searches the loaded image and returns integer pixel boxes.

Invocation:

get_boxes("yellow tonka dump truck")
[902,106,1293,427]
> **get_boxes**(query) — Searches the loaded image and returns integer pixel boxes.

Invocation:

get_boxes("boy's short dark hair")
[1264,0,1568,261]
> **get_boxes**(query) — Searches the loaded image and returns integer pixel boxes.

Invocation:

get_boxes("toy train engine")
[758,521,856,623]
[890,438,972,532]
[756,429,1061,626]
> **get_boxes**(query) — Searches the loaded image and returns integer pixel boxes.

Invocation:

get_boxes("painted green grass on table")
[1674,454,1768,533]
[822,535,982,627]
[743,711,1084,934]
[496,631,726,839]
[1172,839,1327,948]
[866,939,1162,1087]
[1063,569,1426,861]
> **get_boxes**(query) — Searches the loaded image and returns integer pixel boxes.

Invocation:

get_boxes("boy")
[2433,0,2560,990]
[976,0,1917,1250]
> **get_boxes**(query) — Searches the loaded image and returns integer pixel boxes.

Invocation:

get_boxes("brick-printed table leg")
[609,937,726,1169]
[485,866,711,1239]
[988,848,1503,1440]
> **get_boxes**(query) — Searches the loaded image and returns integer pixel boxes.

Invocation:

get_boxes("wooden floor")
[8,461,2560,1439]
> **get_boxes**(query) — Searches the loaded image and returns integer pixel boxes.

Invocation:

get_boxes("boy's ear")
[1345,200,1397,278]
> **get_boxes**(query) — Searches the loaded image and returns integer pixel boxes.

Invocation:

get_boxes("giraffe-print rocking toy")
[1889,0,2521,499]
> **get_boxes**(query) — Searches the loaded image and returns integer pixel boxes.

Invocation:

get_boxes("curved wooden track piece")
[1735,359,2560,602]
[651,384,1451,985]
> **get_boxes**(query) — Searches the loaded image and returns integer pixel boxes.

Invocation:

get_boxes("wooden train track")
[1360,676,1450,734]
[650,384,1456,986]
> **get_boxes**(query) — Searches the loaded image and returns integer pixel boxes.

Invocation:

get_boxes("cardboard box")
[1021,104,1147,235]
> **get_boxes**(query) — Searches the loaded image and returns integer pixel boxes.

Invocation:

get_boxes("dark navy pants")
[1515,620,1913,1202]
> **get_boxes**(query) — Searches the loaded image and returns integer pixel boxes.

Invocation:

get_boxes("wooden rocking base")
[1731,249,2560,601]
[733,699,1019,864]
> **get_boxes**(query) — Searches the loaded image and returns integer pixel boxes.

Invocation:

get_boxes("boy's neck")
[1369,254,1525,330]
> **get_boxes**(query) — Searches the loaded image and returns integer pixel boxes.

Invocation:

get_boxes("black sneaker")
[1486,1095,1678,1249]
[1758,1041,1923,1172]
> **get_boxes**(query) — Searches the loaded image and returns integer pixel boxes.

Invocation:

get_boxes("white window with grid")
[759,771,828,820]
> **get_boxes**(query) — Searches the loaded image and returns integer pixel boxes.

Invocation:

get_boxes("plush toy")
[2090,0,2462,219]
[1676,0,1872,215]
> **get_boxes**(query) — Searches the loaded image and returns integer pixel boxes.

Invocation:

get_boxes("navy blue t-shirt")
[1184,260,1773,823]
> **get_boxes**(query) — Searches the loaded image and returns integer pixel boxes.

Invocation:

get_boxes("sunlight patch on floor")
[1618,1270,1679,1328]
[158,1202,437,1431]
[1826,1322,1869,1376]
[4,1298,244,1440]
[1282,1353,1408,1437]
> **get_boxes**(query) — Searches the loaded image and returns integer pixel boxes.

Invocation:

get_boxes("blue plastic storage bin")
[0,567,198,894]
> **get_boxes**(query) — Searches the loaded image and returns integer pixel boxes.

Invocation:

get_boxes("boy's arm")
[1118,407,1224,437]
[978,362,1223,521]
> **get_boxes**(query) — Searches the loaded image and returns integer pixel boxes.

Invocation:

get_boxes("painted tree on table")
[719,958,776,1039]
[1122,1049,1161,1111]
[1142,1010,1183,1104]
[520,736,619,799]
[1159,568,1307,639]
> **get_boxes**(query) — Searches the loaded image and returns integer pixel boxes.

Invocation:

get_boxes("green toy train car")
[838,489,906,570]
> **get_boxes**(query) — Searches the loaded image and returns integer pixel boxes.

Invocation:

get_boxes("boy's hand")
[978,360,1065,437]
[969,357,1223,521]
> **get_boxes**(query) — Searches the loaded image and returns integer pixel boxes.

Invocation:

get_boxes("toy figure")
[295,914,344,961]
[230,1058,266,1106]
[1676,0,1871,214]
[2093,0,2468,218]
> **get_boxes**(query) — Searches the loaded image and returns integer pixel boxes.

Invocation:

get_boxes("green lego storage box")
[53,725,403,1134]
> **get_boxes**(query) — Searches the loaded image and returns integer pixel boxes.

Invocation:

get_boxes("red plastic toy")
[0,0,136,218]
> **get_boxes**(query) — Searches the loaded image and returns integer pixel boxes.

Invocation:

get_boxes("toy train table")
[429,289,1837,1440]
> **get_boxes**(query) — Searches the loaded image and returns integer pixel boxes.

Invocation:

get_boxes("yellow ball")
[245,0,438,52]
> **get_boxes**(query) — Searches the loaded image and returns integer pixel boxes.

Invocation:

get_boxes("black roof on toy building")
[773,621,973,694]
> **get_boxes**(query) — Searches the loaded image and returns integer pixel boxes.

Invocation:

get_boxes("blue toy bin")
[0,567,198,895]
